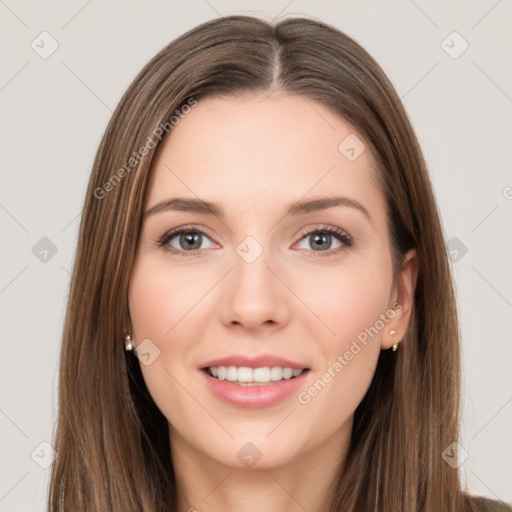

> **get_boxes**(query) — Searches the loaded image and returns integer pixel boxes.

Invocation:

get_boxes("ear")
[381,248,418,350]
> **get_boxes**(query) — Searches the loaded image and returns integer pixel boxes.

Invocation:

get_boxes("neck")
[170,422,351,512]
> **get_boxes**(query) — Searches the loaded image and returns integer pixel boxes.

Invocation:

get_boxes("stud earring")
[124,334,134,352]
[390,330,399,352]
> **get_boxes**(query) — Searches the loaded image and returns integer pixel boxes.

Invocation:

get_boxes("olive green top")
[474,497,512,512]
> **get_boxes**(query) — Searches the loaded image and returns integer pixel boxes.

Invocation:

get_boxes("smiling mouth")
[203,366,310,386]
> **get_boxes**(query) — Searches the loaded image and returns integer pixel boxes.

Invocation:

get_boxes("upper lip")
[200,355,309,370]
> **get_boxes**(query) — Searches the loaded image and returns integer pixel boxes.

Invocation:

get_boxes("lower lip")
[200,369,309,409]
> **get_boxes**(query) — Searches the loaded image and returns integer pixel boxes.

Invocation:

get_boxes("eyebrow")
[144,196,372,222]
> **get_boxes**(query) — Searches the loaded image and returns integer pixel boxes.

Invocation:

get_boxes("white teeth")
[237,367,254,382]
[282,367,293,379]
[270,366,283,381]
[226,366,238,382]
[208,366,305,384]
[253,367,270,382]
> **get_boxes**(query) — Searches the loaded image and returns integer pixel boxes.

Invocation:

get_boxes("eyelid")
[291,224,353,256]
[294,224,352,244]
[157,224,219,255]
[158,223,353,256]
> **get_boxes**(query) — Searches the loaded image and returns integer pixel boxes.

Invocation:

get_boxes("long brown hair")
[49,15,477,511]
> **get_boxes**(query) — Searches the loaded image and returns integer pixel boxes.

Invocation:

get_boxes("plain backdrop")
[0,1,511,510]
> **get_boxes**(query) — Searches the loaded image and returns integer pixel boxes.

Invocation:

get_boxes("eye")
[158,226,217,255]
[294,226,353,256]
[157,224,353,257]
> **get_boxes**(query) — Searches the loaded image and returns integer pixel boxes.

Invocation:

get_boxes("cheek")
[127,259,207,427]
[301,260,393,346]
[128,257,209,341]
[127,259,197,395]
[292,269,389,437]
[292,255,392,401]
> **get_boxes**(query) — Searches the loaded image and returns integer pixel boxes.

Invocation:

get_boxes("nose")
[220,246,291,332]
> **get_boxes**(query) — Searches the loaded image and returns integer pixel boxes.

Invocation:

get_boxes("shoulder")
[471,497,512,512]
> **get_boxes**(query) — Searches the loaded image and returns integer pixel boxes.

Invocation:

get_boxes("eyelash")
[157,225,214,258]
[157,224,353,258]
[300,225,353,257]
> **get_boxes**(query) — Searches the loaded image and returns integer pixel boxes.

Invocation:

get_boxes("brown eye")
[295,227,352,255]
[158,227,216,254]
[178,231,203,250]
[308,232,335,251]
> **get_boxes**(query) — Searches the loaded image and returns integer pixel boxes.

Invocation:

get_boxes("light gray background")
[1,1,511,510]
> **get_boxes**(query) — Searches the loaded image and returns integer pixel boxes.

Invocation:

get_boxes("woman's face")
[128,93,416,470]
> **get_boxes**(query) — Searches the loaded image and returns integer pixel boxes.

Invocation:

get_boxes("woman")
[48,15,511,512]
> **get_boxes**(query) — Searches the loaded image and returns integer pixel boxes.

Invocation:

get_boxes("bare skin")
[128,92,417,511]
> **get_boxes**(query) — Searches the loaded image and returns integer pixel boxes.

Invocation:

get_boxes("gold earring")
[390,330,399,351]
[124,334,134,352]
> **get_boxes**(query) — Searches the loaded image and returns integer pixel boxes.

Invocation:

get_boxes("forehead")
[146,93,385,217]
